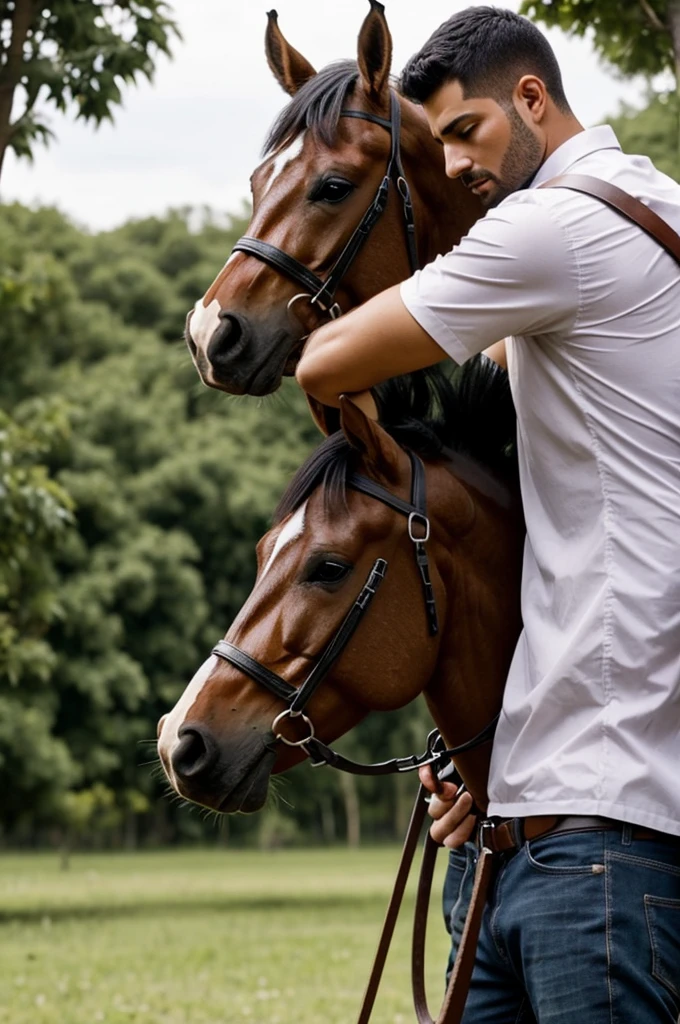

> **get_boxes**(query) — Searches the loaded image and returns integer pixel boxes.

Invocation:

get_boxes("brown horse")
[185,1,481,397]
[157,359,523,816]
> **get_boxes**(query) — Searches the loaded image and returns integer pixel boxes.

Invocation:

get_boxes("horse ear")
[265,10,317,96]
[306,395,340,437]
[357,0,392,102]
[339,395,403,487]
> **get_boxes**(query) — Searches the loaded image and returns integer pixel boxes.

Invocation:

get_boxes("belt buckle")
[478,818,497,852]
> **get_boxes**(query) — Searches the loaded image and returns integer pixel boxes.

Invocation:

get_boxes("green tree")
[0,402,78,831]
[609,90,679,178]
[0,0,179,180]
[521,1,680,82]
[522,1,680,158]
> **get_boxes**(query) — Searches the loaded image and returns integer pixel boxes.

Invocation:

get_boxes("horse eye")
[305,559,352,586]
[312,178,355,204]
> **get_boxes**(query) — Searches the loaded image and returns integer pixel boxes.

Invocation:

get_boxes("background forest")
[1,84,678,854]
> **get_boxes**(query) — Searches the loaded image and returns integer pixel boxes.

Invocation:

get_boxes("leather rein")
[231,89,419,321]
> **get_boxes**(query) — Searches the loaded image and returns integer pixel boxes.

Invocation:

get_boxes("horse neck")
[399,100,482,262]
[424,460,524,811]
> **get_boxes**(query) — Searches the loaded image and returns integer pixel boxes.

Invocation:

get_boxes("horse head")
[186,1,480,396]
[157,361,523,814]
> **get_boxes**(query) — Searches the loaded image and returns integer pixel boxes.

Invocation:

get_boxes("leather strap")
[435,847,495,1024]
[542,174,680,266]
[358,787,496,1024]
[357,784,430,1024]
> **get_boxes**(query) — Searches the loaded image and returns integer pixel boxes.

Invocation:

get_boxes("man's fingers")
[427,791,474,843]
[441,814,477,849]
[418,765,460,802]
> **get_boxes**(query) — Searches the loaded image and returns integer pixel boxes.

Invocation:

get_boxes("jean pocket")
[524,833,605,875]
[645,895,680,1000]
[443,844,474,935]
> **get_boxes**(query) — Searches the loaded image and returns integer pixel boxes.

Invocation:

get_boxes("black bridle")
[211,451,499,776]
[230,90,418,321]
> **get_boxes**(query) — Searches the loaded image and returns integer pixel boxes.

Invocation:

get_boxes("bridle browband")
[211,450,499,776]
[230,90,418,320]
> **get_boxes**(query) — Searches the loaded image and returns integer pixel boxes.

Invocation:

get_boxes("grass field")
[0,845,451,1024]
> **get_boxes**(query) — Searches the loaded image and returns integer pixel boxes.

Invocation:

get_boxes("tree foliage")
[0,195,442,849]
[521,1,680,82]
[608,89,680,178]
[0,1,179,179]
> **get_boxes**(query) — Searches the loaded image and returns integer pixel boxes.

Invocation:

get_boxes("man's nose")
[444,149,473,180]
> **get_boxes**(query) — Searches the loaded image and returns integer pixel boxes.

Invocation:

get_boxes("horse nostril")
[207,313,244,366]
[172,725,219,780]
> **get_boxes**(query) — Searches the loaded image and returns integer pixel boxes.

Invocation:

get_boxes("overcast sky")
[1,0,649,231]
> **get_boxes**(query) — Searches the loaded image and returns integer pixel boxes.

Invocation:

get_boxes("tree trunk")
[0,0,35,183]
[339,772,361,848]
[393,772,417,839]
[319,800,336,844]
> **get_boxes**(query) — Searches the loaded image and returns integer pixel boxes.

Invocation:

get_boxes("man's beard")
[464,108,544,209]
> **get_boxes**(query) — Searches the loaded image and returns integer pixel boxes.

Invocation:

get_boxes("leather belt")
[480,814,678,853]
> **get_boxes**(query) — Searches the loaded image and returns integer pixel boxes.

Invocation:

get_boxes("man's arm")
[296,283,447,408]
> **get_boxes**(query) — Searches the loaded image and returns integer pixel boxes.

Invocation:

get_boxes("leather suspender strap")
[541,174,680,266]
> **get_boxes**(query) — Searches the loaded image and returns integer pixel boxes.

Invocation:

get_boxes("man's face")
[423,79,544,208]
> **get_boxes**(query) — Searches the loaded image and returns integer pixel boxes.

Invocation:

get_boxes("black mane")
[275,359,517,523]
[264,60,359,155]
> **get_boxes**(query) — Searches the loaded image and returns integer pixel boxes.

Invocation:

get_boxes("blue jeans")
[442,826,680,1022]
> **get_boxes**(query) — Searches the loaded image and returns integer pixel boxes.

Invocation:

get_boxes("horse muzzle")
[186,308,300,396]
[164,722,278,813]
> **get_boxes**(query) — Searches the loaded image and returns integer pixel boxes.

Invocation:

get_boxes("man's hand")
[418,764,477,848]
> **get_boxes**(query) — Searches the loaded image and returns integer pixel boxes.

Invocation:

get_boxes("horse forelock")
[275,359,518,525]
[263,60,360,156]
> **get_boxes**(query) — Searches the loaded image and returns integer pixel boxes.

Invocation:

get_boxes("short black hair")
[400,6,570,112]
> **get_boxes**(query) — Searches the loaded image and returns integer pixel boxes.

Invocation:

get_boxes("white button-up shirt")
[401,126,680,834]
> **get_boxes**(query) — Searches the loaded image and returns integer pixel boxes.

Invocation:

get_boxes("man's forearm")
[296,283,448,407]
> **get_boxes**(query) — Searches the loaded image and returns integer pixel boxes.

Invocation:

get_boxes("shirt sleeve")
[400,194,580,364]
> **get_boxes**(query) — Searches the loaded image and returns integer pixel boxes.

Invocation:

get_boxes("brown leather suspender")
[542,174,680,265]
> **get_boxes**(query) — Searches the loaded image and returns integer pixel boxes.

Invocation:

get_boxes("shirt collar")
[530,125,621,189]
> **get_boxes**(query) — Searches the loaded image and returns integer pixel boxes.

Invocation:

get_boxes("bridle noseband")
[230,90,418,321]
[211,450,499,776]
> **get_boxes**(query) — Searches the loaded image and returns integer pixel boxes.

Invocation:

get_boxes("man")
[296,7,680,1023]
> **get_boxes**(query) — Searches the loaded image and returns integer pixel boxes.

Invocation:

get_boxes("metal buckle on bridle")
[271,708,316,748]
[407,510,430,543]
[286,291,343,323]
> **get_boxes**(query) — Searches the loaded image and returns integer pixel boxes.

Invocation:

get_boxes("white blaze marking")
[262,133,305,196]
[189,297,221,352]
[158,655,218,771]
[261,503,307,579]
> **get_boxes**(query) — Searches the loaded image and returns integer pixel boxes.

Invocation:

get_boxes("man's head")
[400,7,578,208]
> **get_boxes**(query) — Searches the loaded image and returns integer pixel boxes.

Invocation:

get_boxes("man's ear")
[514,74,547,125]
[340,394,404,488]
[306,395,340,437]
[357,0,392,103]
[265,10,317,96]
